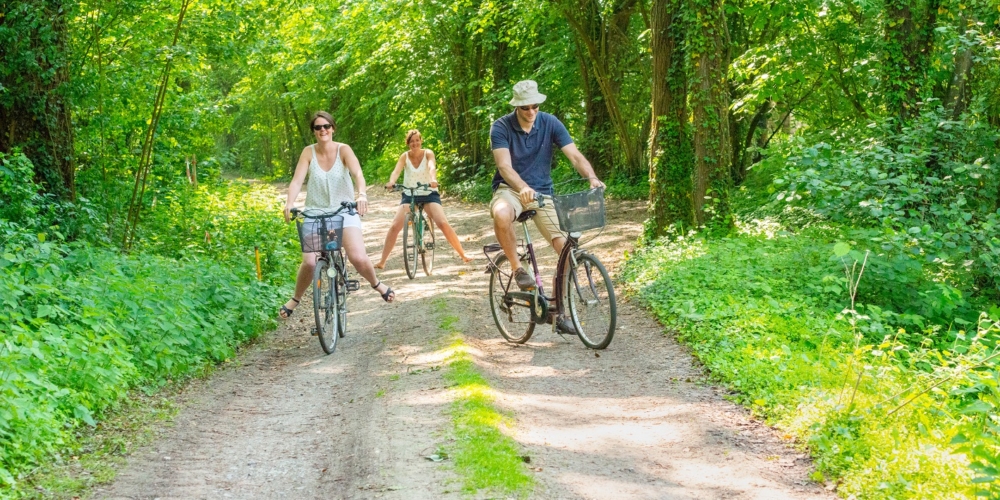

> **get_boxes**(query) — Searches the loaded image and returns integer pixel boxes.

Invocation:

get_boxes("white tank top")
[305,144,355,210]
[403,150,436,196]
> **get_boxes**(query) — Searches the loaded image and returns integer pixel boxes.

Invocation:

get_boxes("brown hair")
[405,129,421,146]
[310,111,337,131]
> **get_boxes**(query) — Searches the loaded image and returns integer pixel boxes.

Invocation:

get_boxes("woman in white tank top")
[279,111,395,319]
[374,129,472,270]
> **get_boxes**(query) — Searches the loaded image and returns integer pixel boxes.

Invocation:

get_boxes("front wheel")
[566,252,616,349]
[403,212,417,279]
[488,254,535,344]
[421,215,435,276]
[314,259,339,354]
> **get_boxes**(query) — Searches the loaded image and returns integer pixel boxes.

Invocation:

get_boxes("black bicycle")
[391,182,435,279]
[292,202,360,354]
[484,184,617,349]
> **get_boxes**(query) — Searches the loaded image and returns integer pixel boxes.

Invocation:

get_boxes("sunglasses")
[312,123,333,131]
[518,104,540,111]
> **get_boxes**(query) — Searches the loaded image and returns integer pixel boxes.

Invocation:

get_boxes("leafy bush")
[622,228,999,498]
[135,179,299,285]
[0,235,283,489]
[0,168,294,492]
[770,106,1000,308]
[0,151,42,224]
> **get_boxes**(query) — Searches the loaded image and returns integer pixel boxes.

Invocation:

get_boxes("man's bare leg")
[492,201,521,272]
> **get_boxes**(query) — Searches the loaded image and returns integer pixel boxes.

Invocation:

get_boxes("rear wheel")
[403,212,417,279]
[334,252,348,339]
[421,214,435,276]
[313,259,339,354]
[566,252,616,349]
[488,254,535,343]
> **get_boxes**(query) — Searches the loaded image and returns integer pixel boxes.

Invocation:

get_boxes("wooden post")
[191,154,198,187]
[255,246,262,281]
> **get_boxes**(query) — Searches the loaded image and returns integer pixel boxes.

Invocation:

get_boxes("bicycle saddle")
[516,210,536,223]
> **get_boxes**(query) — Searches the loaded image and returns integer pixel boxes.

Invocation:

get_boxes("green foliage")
[0,176,289,493]
[623,214,1000,497]
[135,179,299,285]
[0,151,43,223]
[771,106,1000,309]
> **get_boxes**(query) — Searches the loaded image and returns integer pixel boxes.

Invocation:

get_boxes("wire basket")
[553,187,605,232]
[295,213,345,253]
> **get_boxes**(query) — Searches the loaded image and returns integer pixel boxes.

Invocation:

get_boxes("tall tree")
[647,0,693,236]
[688,0,732,225]
[883,0,941,122]
[0,0,76,199]
[555,0,645,179]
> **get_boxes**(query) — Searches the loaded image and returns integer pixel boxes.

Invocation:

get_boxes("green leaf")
[833,242,851,257]
[959,400,994,414]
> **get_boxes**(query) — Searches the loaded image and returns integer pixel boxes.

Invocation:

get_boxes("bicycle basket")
[553,187,606,232]
[296,213,345,253]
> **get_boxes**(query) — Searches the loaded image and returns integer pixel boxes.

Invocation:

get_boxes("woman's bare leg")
[375,204,409,269]
[423,202,471,262]
[281,252,317,315]
[343,227,394,301]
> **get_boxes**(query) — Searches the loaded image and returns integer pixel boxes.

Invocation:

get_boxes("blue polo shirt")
[490,111,573,196]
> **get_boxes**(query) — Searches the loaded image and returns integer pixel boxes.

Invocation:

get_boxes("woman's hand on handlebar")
[384,182,394,190]
[283,204,295,223]
[589,177,606,190]
[430,181,438,189]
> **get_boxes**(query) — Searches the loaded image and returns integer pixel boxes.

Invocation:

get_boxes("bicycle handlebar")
[290,201,358,220]
[390,182,433,195]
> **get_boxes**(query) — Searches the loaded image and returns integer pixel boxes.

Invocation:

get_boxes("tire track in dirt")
[98,186,832,499]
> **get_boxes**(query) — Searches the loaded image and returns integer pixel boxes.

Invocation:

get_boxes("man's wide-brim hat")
[509,80,547,107]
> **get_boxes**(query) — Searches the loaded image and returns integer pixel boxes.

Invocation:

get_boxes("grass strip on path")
[431,298,533,497]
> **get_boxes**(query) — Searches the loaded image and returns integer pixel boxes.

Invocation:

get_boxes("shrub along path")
[98,186,831,499]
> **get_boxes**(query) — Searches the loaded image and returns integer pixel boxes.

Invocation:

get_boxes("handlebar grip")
[533,192,547,207]
[290,207,301,216]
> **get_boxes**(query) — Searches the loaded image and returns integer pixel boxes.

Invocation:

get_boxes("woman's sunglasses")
[312,124,333,131]
[518,104,540,111]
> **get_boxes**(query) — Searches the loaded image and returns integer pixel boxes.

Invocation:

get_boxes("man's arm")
[561,143,605,189]
[493,148,536,204]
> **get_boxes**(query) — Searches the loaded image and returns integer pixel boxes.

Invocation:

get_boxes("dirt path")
[98,187,832,499]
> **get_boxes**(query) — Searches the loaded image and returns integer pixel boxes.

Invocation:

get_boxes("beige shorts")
[490,185,563,244]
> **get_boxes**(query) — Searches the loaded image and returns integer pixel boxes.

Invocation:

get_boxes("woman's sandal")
[279,297,300,318]
[372,281,395,303]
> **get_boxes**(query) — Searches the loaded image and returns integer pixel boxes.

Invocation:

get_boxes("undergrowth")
[0,152,295,496]
[622,227,999,498]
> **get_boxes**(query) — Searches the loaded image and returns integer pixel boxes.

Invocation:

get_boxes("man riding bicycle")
[489,79,605,335]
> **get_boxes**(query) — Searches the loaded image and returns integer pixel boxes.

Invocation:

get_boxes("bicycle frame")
[486,208,580,325]
[395,183,432,252]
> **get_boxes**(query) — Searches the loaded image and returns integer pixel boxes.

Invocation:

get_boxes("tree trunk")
[883,0,941,123]
[647,0,693,237]
[0,0,76,199]
[689,0,732,227]
[557,0,644,179]
[575,39,615,179]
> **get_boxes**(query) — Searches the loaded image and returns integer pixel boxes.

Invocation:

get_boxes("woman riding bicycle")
[279,111,395,319]
[374,129,472,270]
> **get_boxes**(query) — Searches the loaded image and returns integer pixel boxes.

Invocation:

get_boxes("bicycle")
[483,183,617,349]
[291,202,361,354]
[391,182,435,279]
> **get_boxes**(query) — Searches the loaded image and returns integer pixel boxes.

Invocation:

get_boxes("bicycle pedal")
[346,280,360,291]
[310,327,318,336]
[425,242,435,250]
